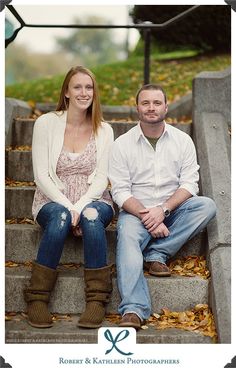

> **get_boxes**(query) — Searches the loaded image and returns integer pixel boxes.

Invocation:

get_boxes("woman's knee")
[80,206,103,232]
[49,205,71,230]
[81,207,99,222]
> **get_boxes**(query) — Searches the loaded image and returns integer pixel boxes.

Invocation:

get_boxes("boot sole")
[149,270,171,277]
[77,322,102,329]
[119,321,141,330]
[28,320,53,328]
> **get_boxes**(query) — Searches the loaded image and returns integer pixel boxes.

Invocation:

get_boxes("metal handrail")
[5,4,201,83]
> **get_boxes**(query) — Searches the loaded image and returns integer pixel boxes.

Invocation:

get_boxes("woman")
[24,66,114,329]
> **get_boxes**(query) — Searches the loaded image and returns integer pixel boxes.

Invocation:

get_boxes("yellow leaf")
[194,304,209,311]
[178,312,190,323]
[185,260,195,269]
[173,265,183,271]
[152,313,161,319]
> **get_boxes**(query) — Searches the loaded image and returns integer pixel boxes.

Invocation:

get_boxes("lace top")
[32,134,113,220]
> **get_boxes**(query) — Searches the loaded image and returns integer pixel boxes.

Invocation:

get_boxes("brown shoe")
[119,313,141,330]
[144,261,171,277]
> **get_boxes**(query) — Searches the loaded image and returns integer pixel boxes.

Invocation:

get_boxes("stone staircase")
[5,111,214,344]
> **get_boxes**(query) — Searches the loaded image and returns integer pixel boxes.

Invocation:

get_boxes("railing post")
[143,22,152,85]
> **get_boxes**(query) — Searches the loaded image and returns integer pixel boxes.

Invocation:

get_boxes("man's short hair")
[136,84,167,105]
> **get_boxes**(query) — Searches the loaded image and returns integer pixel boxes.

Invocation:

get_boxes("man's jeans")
[36,201,113,269]
[116,196,216,321]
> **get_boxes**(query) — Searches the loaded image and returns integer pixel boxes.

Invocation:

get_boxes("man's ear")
[165,104,168,113]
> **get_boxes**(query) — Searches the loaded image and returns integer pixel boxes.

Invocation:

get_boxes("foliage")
[130,5,231,53]
[55,15,124,67]
[5,43,73,85]
[132,38,200,59]
[5,53,230,106]
[106,304,217,342]
[5,15,125,85]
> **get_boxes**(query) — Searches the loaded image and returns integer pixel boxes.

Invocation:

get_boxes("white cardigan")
[32,111,114,214]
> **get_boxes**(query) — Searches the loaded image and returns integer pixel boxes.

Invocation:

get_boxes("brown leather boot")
[24,262,58,328]
[78,265,113,329]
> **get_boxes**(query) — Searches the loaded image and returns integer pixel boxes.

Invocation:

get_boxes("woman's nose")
[79,87,87,96]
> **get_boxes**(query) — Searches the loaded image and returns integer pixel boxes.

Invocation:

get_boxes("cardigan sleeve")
[73,123,114,214]
[32,114,76,211]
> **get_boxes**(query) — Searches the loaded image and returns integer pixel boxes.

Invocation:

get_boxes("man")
[108,84,216,329]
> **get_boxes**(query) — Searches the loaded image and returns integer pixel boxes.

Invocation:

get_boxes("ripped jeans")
[36,201,113,270]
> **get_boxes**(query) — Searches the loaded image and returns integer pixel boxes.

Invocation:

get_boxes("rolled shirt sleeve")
[178,135,199,196]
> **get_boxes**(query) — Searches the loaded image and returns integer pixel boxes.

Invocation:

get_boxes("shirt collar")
[135,121,169,142]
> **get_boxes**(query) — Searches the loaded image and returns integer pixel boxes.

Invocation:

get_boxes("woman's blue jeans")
[36,201,113,270]
[116,196,217,321]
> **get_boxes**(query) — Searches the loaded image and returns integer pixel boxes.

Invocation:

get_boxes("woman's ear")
[65,86,70,99]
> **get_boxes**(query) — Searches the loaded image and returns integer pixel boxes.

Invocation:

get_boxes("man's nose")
[148,103,155,110]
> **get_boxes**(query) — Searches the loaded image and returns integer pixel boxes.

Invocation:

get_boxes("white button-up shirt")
[108,122,199,209]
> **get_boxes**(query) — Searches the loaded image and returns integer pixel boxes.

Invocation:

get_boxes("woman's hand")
[70,210,82,237]
[70,210,80,227]
[72,225,82,237]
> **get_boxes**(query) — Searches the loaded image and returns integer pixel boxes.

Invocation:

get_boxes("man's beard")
[140,111,167,125]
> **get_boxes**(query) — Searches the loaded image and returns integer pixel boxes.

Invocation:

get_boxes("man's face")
[137,89,168,125]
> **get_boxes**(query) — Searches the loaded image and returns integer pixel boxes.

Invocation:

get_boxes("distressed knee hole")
[61,212,68,220]
[83,208,98,221]
[60,211,68,228]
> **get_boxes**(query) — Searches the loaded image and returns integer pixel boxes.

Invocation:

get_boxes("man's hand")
[150,222,170,238]
[139,206,164,232]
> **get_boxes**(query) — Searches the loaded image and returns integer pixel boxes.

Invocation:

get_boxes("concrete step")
[5,223,206,264]
[6,150,32,182]
[6,186,35,218]
[9,118,191,146]
[5,266,209,315]
[5,313,212,344]
[9,117,35,147]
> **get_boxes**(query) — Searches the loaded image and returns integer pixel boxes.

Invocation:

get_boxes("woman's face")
[65,72,94,111]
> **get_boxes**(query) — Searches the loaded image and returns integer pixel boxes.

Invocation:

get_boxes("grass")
[5,52,230,106]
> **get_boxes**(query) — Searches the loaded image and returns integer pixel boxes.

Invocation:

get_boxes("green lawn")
[5,53,230,106]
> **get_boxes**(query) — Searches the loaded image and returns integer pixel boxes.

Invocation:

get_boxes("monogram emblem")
[104,329,133,356]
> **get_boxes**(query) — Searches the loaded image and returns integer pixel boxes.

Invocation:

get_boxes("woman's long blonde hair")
[56,65,103,134]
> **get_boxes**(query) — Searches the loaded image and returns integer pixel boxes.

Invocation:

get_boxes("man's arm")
[140,135,199,233]
[122,196,145,218]
[140,188,192,232]
[162,188,192,213]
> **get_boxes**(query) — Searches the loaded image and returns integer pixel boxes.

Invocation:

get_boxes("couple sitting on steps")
[24,66,216,330]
